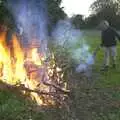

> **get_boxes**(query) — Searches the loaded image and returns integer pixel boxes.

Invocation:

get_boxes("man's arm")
[100,31,104,47]
[113,29,120,40]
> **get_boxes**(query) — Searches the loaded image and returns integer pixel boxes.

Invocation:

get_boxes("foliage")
[72,15,86,29]
[47,0,67,34]
[89,0,120,28]
[0,0,15,28]
[90,0,119,14]
[72,0,120,29]
[0,0,66,32]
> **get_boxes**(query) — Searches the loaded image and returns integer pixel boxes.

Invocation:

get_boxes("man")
[98,20,120,71]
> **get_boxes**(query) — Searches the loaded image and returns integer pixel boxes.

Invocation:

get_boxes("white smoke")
[52,19,95,73]
[6,0,95,73]
[6,0,48,53]
[52,19,81,47]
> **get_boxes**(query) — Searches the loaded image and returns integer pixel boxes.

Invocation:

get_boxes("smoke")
[6,0,94,73]
[52,20,81,47]
[6,0,48,53]
[52,19,95,73]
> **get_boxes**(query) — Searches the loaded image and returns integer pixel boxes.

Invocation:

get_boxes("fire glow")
[0,32,69,106]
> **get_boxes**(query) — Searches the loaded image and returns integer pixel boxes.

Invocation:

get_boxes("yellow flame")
[24,79,43,105]
[0,32,66,106]
[0,32,13,83]
[31,48,42,66]
[12,35,27,82]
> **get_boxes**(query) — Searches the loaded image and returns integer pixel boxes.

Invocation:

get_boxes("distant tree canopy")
[71,0,120,29]
[2,0,120,30]
[89,0,120,28]
[47,0,66,25]
[71,15,85,29]
[0,0,15,28]
[47,0,67,33]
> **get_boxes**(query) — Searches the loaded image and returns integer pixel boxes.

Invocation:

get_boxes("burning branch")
[0,33,71,106]
[43,82,70,94]
[0,81,69,101]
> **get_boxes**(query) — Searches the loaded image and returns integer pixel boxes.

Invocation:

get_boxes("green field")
[84,30,120,87]
[1,31,120,120]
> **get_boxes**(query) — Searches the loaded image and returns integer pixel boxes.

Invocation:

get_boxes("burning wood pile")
[0,32,70,106]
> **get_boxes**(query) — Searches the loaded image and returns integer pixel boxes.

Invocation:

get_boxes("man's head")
[98,20,110,31]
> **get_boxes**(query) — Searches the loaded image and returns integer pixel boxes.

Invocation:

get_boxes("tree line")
[0,0,66,31]
[0,0,119,32]
[72,0,120,29]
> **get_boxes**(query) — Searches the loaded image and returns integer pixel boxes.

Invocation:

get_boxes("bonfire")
[0,31,70,106]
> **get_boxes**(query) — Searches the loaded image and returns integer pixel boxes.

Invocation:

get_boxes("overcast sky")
[61,0,95,17]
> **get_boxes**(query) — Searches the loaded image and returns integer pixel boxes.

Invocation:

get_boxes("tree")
[0,0,15,28]
[85,14,99,28]
[91,0,119,14]
[90,0,120,28]
[71,15,85,29]
[47,0,67,31]
[0,0,67,33]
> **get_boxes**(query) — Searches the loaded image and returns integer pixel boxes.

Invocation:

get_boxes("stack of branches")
[0,41,74,106]
[48,42,76,80]
[21,42,75,106]
[23,53,71,106]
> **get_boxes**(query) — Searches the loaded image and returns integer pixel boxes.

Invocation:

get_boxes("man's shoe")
[100,66,109,71]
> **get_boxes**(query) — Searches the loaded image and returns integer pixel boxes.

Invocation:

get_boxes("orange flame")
[0,32,13,83]
[0,32,67,106]
[12,35,27,82]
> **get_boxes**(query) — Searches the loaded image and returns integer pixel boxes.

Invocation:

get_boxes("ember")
[0,32,69,106]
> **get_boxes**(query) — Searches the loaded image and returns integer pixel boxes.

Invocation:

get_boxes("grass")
[0,88,72,120]
[0,90,47,120]
[84,30,120,87]
[68,31,120,120]
[1,31,120,120]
